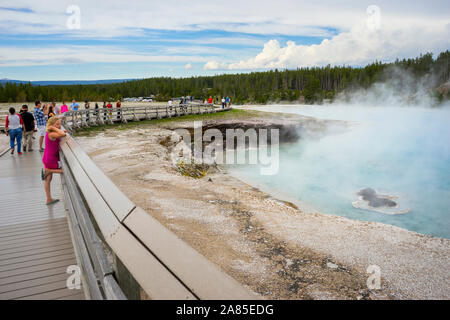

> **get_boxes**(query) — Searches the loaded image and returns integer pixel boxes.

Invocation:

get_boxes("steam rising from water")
[335,66,447,107]
[233,102,450,238]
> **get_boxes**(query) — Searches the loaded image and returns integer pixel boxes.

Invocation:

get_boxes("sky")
[0,0,449,81]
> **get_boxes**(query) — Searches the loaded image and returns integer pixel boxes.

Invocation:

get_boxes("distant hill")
[0,78,135,86]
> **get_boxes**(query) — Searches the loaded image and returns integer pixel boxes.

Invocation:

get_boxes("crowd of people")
[4,100,67,205]
[204,96,231,108]
[167,95,232,111]
[4,96,231,204]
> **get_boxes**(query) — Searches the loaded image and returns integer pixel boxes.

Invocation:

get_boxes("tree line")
[1,50,449,104]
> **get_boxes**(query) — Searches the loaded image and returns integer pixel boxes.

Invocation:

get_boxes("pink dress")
[42,133,61,169]
[60,105,68,113]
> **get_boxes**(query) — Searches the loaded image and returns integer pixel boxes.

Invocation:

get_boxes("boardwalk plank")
[0,253,76,273]
[0,218,69,232]
[0,273,69,295]
[0,233,72,250]
[0,237,73,259]
[0,248,74,267]
[17,287,83,300]
[0,266,68,286]
[57,292,85,300]
[0,228,70,243]
[0,258,77,278]
[0,219,68,235]
[1,280,79,300]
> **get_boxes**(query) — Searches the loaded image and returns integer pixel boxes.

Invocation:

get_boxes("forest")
[1,51,449,104]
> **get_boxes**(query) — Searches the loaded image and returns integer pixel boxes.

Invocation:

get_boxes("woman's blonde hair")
[46,116,61,132]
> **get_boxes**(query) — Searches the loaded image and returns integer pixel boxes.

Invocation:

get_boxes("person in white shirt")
[52,101,60,115]
[168,99,173,110]
[5,107,25,155]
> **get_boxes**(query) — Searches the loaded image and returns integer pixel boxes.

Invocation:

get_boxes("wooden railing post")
[132,107,139,121]
[120,107,127,123]
[97,108,104,125]
[145,106,152,120]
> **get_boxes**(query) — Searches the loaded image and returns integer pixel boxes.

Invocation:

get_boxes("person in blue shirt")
[71,99,79,111]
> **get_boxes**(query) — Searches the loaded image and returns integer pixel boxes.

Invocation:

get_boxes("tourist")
[41,116,66,205]
[94,102,99,116]
[52,101,60,115]
[106,101,112,117]
[85,100,90,121]
[221,97,226,109]
[33,101,47,152]
[168,99,173,110]
[71,99,79,122]
[226,96,230,107]
[5,107,24,155]
[71,99,79,111]
[20,105,35,152]
[103,101,107,120]
[60,101,69,114]
[208,96,213,104]
[116,100,121,120]
[47,105,56,119]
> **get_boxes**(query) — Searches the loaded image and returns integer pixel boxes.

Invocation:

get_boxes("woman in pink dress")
[42,117,66,205]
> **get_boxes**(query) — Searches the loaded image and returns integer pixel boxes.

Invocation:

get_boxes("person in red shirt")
[208,96,213,104]
[106,101,112,117]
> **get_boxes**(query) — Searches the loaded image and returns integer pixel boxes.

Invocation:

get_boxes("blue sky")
[0,0,448,81]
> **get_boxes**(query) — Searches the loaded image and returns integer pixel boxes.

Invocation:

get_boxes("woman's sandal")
[42,169,53,181]
[46,199,60,205]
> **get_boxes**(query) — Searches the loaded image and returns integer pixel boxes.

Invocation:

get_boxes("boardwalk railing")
[0,110,7,131]
[59,105,256,300]
[61,103,227,131]
[60,151,126,300]
[0,103,226,132]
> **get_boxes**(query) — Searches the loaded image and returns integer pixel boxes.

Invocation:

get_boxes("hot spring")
[229,104,450,239]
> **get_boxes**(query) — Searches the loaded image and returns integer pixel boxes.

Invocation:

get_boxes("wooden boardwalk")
[0,149,84,300]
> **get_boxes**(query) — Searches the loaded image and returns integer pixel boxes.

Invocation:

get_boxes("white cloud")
[1,0,449,71]
[1,0,449,38]
[205,21,450,70]
[0,45,210,67]
[204,61,229,70]
[184,63,192,69]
